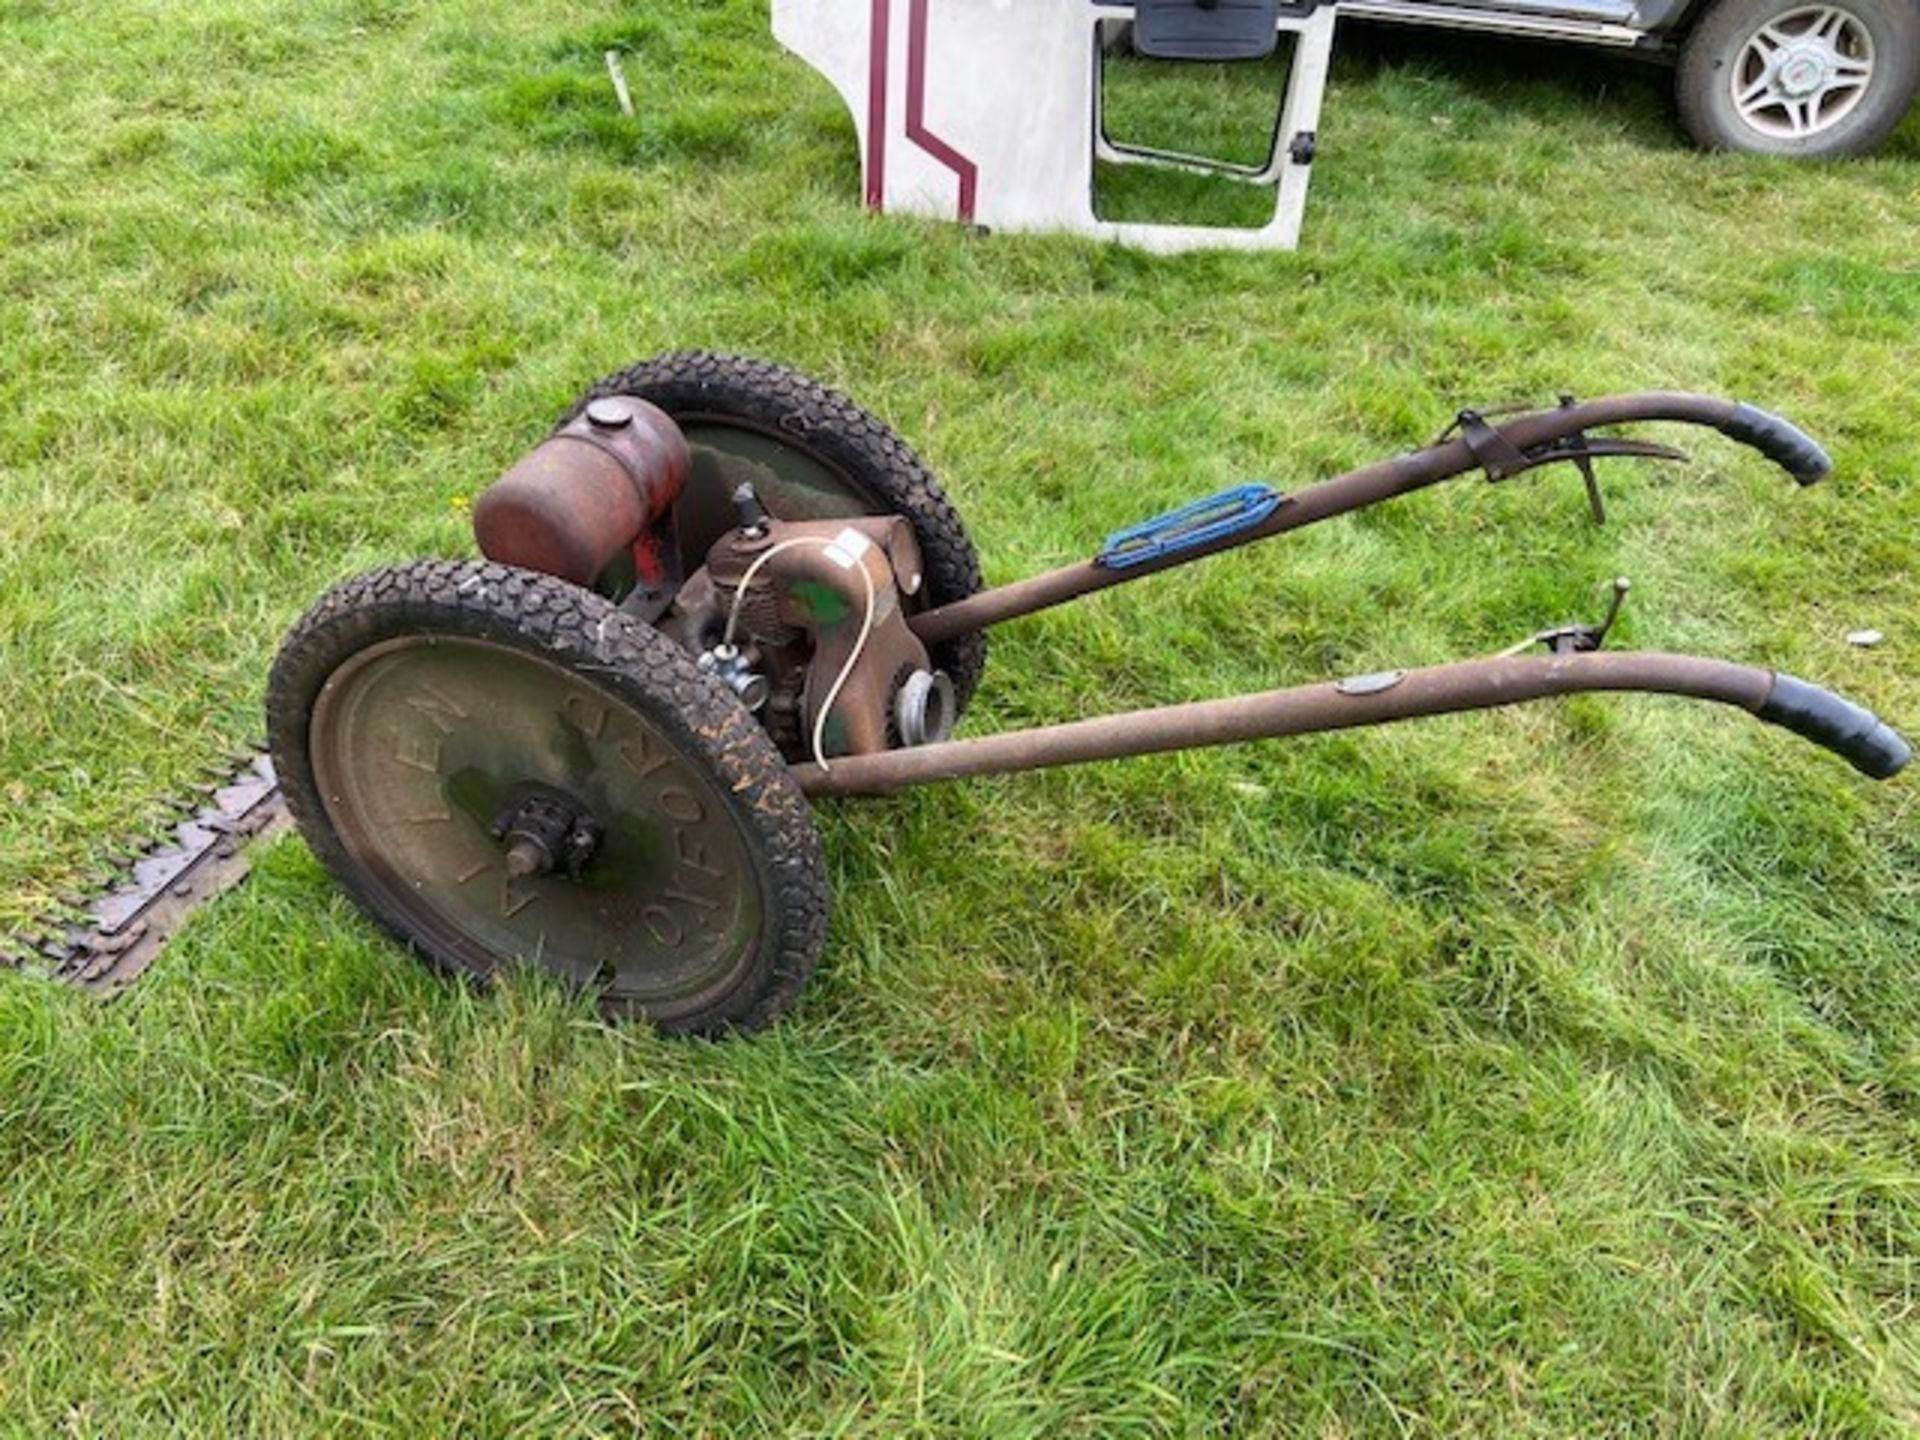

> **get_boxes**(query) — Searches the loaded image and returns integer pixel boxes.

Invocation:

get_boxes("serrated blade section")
[2,753,290,995]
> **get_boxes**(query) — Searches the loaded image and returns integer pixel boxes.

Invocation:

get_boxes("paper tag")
[824,528,872,570]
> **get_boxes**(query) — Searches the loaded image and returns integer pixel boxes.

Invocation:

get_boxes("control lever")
[1501,577,1632,657]
[1560,393,1607,525]
[1436,396,1689,522]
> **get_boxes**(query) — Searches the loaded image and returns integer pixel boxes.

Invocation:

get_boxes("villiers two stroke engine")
[471,391,956,768]
[665,507,957,760]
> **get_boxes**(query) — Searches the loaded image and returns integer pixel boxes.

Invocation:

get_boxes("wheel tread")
[266,560,828,1036]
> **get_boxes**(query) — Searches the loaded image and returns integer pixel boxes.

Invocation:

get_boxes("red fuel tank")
[472,396,689,588]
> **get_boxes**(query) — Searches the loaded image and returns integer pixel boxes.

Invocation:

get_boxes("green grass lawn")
[4,0,1919,1431]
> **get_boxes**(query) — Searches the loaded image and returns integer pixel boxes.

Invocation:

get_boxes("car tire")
[1676,0,1919,157]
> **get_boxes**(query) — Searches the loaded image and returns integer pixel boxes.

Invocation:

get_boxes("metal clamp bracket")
[1501,576,1633,657]
[1455,408,1532,481]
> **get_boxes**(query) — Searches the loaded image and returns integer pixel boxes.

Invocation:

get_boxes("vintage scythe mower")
[239,353,1905,1033]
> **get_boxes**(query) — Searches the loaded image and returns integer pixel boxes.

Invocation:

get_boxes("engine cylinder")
[472,396,689,587]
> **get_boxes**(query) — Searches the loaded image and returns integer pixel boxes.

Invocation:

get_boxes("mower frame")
[785,390,1910,793]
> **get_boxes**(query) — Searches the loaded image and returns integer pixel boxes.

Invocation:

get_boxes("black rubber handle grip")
[1759,674,1911,779]
[1720,404,1832,486]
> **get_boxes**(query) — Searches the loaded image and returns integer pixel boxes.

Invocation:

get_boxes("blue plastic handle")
[1095,483,1287,570]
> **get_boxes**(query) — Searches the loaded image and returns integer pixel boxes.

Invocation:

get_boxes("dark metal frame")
[790,392,1910,794]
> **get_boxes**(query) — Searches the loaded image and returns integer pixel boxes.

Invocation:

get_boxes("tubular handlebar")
[1463,393,1831,487]
[909,392,1836,649]
[1759,674,1911,778]
[1718,404,1833,486]
[794,652,1909,796]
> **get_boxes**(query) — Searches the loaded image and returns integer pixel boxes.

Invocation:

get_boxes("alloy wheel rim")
[1730,5,1876,140]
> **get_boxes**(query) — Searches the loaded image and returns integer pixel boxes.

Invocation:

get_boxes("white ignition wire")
[720,534,879,771]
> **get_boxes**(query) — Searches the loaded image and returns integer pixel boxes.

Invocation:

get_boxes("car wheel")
[1676,0,1919,157]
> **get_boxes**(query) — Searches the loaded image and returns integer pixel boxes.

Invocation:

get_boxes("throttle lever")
[1501,576,1632,657]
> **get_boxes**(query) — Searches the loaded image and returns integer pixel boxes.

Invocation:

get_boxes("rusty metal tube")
[792,652,1907,796]
[911,392,1825,648]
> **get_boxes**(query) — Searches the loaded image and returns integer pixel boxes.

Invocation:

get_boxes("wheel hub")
[1774,46,1832,98]
[490,790,603,880]
[1732,6,1875,140]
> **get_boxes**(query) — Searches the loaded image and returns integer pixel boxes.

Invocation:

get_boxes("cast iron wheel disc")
[267,561,828,1034]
